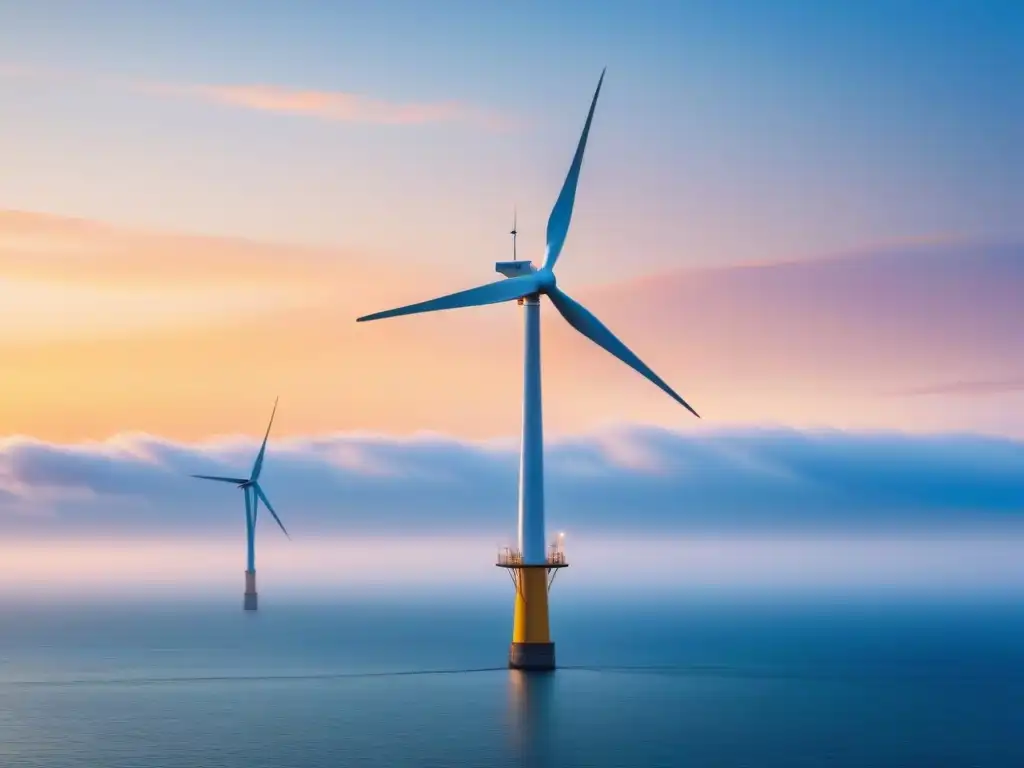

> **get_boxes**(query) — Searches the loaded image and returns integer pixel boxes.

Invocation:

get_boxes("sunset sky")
[1,1,1022,594]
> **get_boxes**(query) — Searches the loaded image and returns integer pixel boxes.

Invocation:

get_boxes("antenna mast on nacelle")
[510,206,518,262]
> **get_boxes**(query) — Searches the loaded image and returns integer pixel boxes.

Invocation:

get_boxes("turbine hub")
[535,268,556,292]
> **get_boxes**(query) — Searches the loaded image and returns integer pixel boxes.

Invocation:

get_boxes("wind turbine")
[356,69,699,670]
[192,398,290,611]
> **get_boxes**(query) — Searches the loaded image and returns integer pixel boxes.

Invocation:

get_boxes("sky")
[0,1,1022,596]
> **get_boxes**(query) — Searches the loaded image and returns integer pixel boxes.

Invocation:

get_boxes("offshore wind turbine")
[192,398,290,611]
[357,70,699,670]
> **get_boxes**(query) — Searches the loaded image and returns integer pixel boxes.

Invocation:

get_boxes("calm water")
[0,594,1022,767]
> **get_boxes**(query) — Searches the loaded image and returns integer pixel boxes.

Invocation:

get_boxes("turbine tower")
[192,398,290,611]
[356,70,699,670]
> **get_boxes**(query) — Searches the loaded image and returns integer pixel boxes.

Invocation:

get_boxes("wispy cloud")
[144,81,508,128]
[0,62,508,128]
[894,377,1024,397]
[581,239,1024,411]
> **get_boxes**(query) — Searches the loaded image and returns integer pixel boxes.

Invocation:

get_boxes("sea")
[0,594,1021,767]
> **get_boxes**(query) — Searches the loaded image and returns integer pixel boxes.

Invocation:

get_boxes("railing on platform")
[496,547,524,567]
[496,547,568,568]
[496,546,569,592]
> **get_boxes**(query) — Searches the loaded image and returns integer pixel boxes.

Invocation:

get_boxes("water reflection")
[506,669,556,766]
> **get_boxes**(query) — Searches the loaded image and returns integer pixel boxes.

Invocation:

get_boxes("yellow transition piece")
[511,567,551,644]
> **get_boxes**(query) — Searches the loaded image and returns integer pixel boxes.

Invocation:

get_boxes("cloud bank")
[1,426,1021,538]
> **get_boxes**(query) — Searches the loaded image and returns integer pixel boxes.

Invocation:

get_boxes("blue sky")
[2,0,1020,278]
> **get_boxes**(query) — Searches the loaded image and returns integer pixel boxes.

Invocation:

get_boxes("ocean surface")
[0,594,1022,767]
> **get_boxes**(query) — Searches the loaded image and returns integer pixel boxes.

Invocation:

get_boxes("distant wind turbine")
[192,398,290,611]
[357,69,700,669]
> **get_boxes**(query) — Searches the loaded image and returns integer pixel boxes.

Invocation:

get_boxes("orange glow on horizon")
[2,209,1021,443]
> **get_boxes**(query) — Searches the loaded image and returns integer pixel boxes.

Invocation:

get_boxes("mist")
[3,532,1022,604]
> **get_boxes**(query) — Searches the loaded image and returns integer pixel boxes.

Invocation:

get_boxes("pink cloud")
[176,83,494,127]
[0,62,509,128]
[569,239,1024,400]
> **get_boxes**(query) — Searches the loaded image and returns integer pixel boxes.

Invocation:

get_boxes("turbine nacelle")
[493,262,556,292]
[495,260,536,279]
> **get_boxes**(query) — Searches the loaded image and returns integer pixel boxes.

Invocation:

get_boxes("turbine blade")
[542,68,606,271]
[250,485,259,524]
[192,474,248,484]
[547,287,700,418]
[251,397,278,481]
[357,274,540,323]
[254,484,289,539]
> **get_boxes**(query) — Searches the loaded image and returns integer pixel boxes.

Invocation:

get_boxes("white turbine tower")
[357,69,699,669]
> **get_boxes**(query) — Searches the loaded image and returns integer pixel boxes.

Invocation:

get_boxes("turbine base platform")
[244,570,258,611]
[498,548,567,670]
[509,642,556,671]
